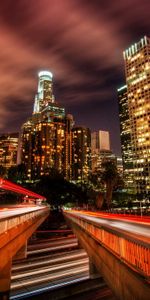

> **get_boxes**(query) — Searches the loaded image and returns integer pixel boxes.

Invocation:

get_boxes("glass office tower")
[22,71,73,180]
[123,36,150,198]
[118,85,135,193]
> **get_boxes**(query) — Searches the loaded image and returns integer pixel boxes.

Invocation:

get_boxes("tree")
[101,160,123,209]
[7,164,26,183]
[88,171,102,191]
[35,168,88,207]
[95,192,104,209]
[0,165,6,177]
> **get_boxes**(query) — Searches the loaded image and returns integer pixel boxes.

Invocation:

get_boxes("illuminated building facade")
[0,133,19,171]
[33,71,54,113]
[91,130,111,173]
[91,130,110,152]
[118,85,135,193]
[116,156,123,177]
[123,36,150,198]
[21,71,73,180]
[21,120,35,179]
[92,150,117,174]
[72,127,91,182]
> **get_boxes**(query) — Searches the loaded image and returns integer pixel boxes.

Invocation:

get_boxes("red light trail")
[0,178,46,200]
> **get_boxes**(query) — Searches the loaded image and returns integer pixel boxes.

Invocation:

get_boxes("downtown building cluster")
[21,71,91,182]
[118,36,150,199]
[1,36,149,201]
[0,71,114,183]
[21,72,115,182]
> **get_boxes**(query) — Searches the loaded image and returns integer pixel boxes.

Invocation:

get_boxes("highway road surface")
[10,218,117,300]
[27,236,79,255]
[11,243,89,299]
[0,205,46,220]
[66,210,150,242]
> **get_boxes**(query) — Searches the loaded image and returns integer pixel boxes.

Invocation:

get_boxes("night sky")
[0,0,149,155]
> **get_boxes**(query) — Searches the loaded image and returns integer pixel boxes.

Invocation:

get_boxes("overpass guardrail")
[64,211,150,282]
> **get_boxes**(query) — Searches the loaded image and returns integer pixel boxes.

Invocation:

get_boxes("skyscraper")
[72,126,91,182]
[91,130,110,152]
[117,85,135,193]
[33,71,54,114]
[91,130,111,173]
[123,36,150,198]
[21,71,73,180]
[0,133,19,171]
[21,120,34,179]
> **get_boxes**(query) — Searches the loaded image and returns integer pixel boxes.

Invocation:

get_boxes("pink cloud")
[0,0,149,131]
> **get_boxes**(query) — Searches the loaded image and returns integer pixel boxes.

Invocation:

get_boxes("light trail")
[11,265,89,289]
[70,211,150,239]
[10,275,90,300]
[28,237,78,250]
[12,258,89,280]
[13,248,85,265]
[72,210,150,224]
[0,178,46,200]
[27,242,78,255]
[12,250,87,271]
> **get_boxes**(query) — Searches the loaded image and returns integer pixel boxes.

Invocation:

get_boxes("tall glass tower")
[22,71,73,180]
[123,36,150,198]
[33,71,54,113]
[118,85,135,193]
[72,126,91,182]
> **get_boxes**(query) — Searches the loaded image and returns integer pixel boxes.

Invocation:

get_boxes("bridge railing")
[64,211,150,281]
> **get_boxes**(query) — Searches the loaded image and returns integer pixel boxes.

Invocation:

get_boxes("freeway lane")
[27,238,79,256]
[27,237,78,251]
[10,273,90,300]
[12,249,88,272]
[68,210,150,224]
[10,226,116,300]
[11,260,89,289]
[11,245,90,299]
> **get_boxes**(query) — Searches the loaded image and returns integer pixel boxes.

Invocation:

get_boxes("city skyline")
[0,1,150,155]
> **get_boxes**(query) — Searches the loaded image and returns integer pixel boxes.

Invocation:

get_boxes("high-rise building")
[123,36,150,198]
[21,119,36,179]
[33,71,54,114]
[117,85,135,193]
[116,156,123,177]
[0,133,19,171]
[72,126,91,182]
[91,130,111,173]
[21,71,73,180]
[91,130,110,153]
